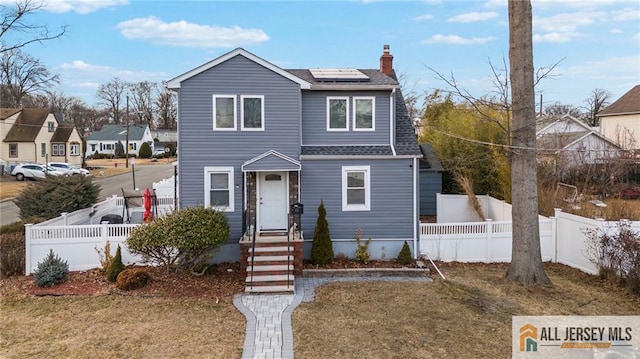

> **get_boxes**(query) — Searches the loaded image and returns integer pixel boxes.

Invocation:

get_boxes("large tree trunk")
[506,0,552,286]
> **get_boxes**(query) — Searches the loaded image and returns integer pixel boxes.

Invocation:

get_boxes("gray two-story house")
[166,46,422,285]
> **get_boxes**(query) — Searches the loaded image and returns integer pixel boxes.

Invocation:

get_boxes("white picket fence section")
[420,205,640,275]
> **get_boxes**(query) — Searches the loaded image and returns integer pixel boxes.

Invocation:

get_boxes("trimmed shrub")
[396,241,413,265]
[138,142,152,159]
[33,249,69,287]
[311,200,334,265]
[116,269,151,291]
[115,140,124,158]
[95,241,114,274]
[127,206,229,273]
[354,229,371,264]
[14,175,100,221]
[0,232,25,278]
[106,245,125,282]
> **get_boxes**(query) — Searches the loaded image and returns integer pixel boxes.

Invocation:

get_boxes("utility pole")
[125,94,129,169]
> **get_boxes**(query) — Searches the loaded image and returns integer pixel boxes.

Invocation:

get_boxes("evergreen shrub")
[116,269,150,291]
[311,200,334,265]
[33,249,69,287]
[138,142,152,158]
[396,241,413,265]
[354,229,371,264]
[106,245,125,282]
[0,232,25,277]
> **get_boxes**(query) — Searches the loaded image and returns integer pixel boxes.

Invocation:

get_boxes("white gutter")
[413,157,418,259]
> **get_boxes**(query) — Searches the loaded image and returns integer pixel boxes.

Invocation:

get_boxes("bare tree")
[0,48,59,107]
[583,88,611,127]
[543,102,584,119]
[96,77,127,124]
[129,81,156,128]
[0,0,67,54]
[506,0,551,286]
[156,86,177,130]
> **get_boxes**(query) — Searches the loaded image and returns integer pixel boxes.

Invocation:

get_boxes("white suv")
[11,164,63,181]
[48,162,90,176]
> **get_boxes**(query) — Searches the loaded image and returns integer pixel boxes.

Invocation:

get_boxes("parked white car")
[48,162,90,176]
[11,164,64,181]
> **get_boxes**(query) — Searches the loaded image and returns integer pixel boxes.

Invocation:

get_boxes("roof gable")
[598,85,640,116]
[0,108,21,120]
[536,114,591,136]
[3,108,52,142]
[166,48,311,90]
[88,124,149,141]
[241,150,301,172]
[51,123,75,142]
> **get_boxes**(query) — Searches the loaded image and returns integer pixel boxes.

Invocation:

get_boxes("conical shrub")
[311,200,334,265]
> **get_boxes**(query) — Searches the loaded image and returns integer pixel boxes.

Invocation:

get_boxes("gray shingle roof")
[88,124,148,141]
[3,108,50,142]
[286,69,398,89]
[301,145,393,156]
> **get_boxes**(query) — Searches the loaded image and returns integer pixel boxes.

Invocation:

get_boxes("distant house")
[597,85,640,150]
[536,114,622,171]
[150,129,177,155]
[0,108,83,170]
[85,124,153,158]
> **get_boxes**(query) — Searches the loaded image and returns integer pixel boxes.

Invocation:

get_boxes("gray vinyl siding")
[419,170,442,216]
[177,55,302,241]
[301,91,391,146]
[299,159,415,241]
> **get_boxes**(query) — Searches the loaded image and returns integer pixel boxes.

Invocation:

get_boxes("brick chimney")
[379,44,394,77]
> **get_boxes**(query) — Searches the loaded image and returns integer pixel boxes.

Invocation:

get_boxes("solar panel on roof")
[309,68,370,82]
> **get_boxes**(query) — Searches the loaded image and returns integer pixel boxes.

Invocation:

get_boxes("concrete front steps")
[245,245,295,294]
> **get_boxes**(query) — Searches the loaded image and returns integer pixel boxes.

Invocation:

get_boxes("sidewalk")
[234,275,432,359]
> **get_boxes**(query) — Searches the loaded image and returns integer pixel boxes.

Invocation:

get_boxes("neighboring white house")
[535,114,622,170]
[1,108,83,170]
[85,124,153,158]
[598,85,640,150]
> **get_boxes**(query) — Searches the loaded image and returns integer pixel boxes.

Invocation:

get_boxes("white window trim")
[212,95,237,131]
[341,165,371,211]
[204,166,235,212]
[353,96,375,131]
[326,96,349,132]
[240,95,265,131]
[70,143,80,156]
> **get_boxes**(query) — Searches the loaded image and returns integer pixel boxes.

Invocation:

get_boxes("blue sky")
[3,0,640,109]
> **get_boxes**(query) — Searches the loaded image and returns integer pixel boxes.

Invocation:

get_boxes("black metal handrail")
[249,217,256,289]
[287,215,291,289]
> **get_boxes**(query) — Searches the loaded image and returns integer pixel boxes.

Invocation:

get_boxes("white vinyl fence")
[421,204,640,275]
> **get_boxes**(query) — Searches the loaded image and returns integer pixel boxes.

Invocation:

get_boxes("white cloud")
[448,12,499,23]
[59,60,113,72]
[610,28,623,34]
[533,32,579,43]
[564,56,640,81]
[117,17,269,48]
[414,14,434,21]
[611,9,640,21]
[57,60,168,93]
[633,33,640,42]
[422,34,497,45]
[534,12,604,33]
[43,0,128,14]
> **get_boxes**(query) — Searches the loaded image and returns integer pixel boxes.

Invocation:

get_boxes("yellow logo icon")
[520,324,538,352]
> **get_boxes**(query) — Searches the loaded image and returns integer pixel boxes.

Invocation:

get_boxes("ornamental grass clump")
[33,249,69,287]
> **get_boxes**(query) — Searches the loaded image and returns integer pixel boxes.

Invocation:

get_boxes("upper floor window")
[241,95,264,131]
[70,143,80,156]
[327,97,349,131]
[9,143,17,157]
[48,122,54,132]
[41,143,46,157]
[52,143,65,156]
[213,95,236,131]
[204,166,234,212]
[353,97,375,131]
[342,165,370,211]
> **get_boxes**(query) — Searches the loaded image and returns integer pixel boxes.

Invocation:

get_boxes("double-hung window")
[204,167,234,212]
[52,143,65,156]
[241,95,264,130]
[342,166,370,211]
[9,144,17,157]
[327,97,349,131]
[353,97,375,131]
[70,143,80,156]
[48,122,54,132]
[213,95,236,130]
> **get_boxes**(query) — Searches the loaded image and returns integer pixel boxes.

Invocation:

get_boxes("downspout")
[390,88,397,156]
[413,157,418,259]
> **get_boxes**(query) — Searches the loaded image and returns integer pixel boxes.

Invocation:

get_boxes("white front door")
[258,172,288,231]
